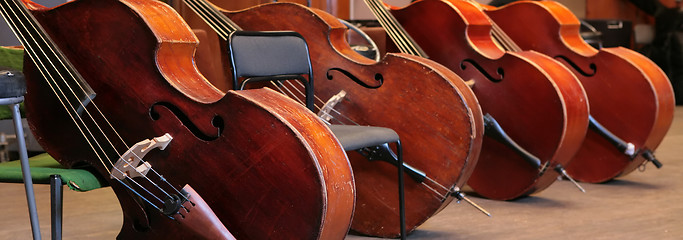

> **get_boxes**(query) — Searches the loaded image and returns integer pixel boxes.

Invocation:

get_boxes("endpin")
[452,189,491,217]
[555,165,585,193]
[641,150,663,169]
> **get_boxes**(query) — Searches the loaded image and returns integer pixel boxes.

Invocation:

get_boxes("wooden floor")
[2,107,683,239]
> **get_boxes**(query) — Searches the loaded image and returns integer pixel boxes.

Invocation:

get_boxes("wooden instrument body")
[22,0,355,239]
[388,0,589,200]
[484,1,675,182]
[220,3,484,237]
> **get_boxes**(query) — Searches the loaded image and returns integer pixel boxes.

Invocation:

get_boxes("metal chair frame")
[1,70,63,240]
[228,31,407,238]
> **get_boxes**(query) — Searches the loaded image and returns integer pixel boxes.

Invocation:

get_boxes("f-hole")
[149,102,223,141]
[554,55,597,76]
[461,59,504,82]
[327,68,383,89]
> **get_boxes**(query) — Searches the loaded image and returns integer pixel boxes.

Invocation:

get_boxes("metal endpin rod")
[453,191,491,217]
[556,166,586,193]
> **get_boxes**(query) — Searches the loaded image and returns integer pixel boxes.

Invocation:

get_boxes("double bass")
[176,1,484,237]
[4,0,355,238]
[482,0,675,183]
[370,0,589,200]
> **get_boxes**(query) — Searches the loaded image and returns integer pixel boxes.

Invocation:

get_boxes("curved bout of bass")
[484,0,675,183]
[607,48,674,176]
[21,0,354,239]
[221,2,484,237]
[387,0,588,200]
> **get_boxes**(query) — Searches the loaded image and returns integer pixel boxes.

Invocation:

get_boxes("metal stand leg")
[50,175,62,240]
[11,102,42,240]
[396,141,406,240]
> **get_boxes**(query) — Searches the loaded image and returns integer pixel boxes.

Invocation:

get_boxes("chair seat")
[0,153,104,191]
[0,70,26,99]
[328,124,399,151]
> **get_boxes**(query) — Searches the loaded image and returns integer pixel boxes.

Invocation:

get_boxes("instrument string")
[363,0,414,56]
[2,0,188,207]
[282,81,306,101]
[182,0,362,125]
[465,1,564,177]
[363,0,404,52]
[312,97,358,125]
[273,81,357,125]
[368,0,409,53]
[184,0,454,199]
[184,0,230,39]
[278,81,307,105]
[464,0,521,52]
[266,81,335,125]
[184,0,366,127]
[14,0,192,200]
[184,0,344,124]
[266,81,330,125]
[490,23,521,51]
[1,0,113,172]
[198,0,242,32]
[272,80,454,198]
[421,182,446,200]
[366,0,428,57]
[359,0,468,198]
[113,178,163,211]
[290,80,360,126]
[184,0,241,41]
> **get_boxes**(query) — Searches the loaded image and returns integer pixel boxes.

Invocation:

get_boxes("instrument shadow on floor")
[603,179,662,189]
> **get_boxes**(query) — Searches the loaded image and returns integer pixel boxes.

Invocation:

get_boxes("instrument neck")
[362,0,428,58]
[182,0,242,41]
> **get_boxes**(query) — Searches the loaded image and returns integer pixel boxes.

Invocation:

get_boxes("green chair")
[0,153,106,239]
[0,46,104,240]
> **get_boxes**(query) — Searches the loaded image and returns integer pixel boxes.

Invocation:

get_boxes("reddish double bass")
[177,1,484,237]
[6,0,355,238]
[483,0,675,183]
[371,0,589,200]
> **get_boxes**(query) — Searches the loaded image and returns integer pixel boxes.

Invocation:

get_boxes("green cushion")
[0,48,101,191]
[0,153,105,192]
[0,47,25,120]
[0,46,23,71]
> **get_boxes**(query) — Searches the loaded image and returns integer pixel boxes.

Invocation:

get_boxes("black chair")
[228,30,407,238]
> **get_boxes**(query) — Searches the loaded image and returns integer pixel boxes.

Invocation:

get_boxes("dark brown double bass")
[372,0,589,200]
[482,1,675,183]
[176,1,484,237]
[5,0,355,238]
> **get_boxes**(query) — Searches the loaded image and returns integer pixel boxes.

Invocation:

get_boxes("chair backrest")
[228,31,314,110]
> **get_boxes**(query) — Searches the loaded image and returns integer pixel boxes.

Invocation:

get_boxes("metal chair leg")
[396,140,406,240]
[11,102,42,240]
[50,175,62,240]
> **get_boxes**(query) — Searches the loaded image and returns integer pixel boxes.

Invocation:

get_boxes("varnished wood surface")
[386,0,589,200]
[18,0,355,238]
[2,107,683,239]
[484,1,675,183]
[221,3,484,237]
